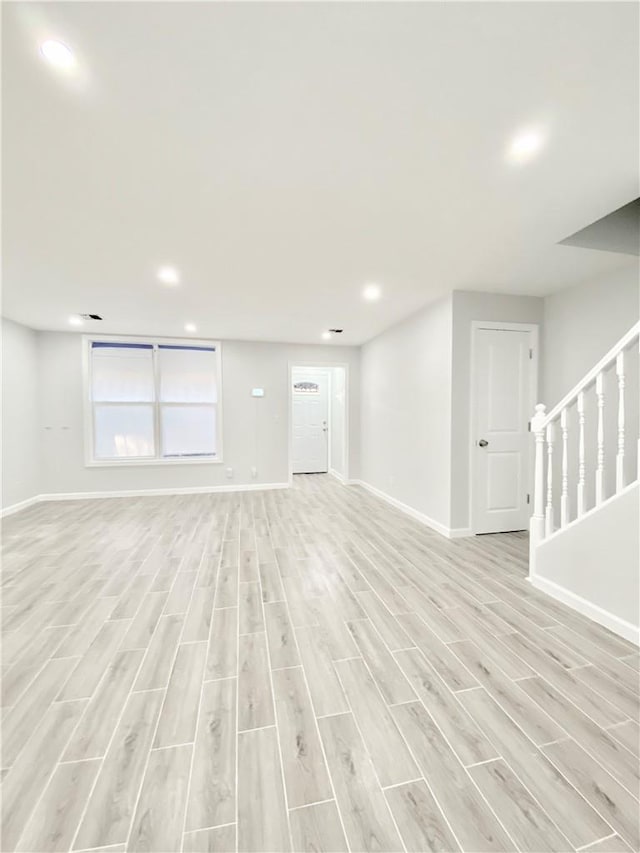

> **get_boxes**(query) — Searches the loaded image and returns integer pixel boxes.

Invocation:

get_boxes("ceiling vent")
[79,313,103,320]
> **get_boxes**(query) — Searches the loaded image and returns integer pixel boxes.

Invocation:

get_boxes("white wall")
[1,318,41,509]
[533,483,639,643]
[359,291,544,534]
[542,262,639,408]
[6,269,637,523]
[330,366,347,479]
[36,332,360,496]
[360,296,453,531]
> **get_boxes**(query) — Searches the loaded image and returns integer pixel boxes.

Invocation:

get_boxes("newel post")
[529,403,547,575]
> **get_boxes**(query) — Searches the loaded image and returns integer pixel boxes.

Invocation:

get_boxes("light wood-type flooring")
[1,474,639,852]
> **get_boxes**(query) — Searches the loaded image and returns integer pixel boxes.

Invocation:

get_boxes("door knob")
[478,439,489,447]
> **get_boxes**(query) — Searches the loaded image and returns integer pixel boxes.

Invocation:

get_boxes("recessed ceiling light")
[40,40,76,69]
[157,266,180,285]
[322,331,331,340]
[508,128,546,164]
[363,283,382,301]
[184,323,197,333]
[68,314,83,326]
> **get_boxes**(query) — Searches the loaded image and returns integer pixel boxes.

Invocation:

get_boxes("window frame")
[83,334,223,467]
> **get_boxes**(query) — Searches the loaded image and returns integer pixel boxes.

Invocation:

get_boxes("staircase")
[529,322,639,645]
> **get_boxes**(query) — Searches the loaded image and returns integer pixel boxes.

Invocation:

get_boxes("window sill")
[85,457,224,468]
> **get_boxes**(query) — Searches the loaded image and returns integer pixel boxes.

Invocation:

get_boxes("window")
[293,381,319,394]
[86,338,222,464]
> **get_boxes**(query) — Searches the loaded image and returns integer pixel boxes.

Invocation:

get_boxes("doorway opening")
[288,363,349,483]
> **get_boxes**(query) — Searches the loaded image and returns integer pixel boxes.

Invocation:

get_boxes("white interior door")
[472,327,535,534]
[292,372,329,474]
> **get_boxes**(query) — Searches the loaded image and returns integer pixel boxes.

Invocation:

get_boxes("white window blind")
[89,340,220,463]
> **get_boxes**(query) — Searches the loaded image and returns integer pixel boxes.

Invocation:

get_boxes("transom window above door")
[84,337,222,465]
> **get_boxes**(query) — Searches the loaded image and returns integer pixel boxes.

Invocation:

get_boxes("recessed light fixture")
[363,283,382,301]
[157,266,180,285]
[322,331,331,340]
[68,314,83,326]
[184,323,197,333]
[508,128,546,164]
[40,40,76,70]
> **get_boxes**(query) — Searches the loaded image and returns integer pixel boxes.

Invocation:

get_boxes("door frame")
[288,361,350,486]
[468,321,539,535]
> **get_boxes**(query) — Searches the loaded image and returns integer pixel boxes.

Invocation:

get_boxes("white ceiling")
[3,1,638,345]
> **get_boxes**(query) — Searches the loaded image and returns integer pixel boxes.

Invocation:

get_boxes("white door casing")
[471,324,537,534]
[292,372,329,474]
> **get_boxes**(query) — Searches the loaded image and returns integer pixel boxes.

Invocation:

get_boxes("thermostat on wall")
[252,388,265,397]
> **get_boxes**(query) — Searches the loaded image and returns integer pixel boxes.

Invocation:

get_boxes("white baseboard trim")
[529,574,640,646]
[0,495,41,518]
[448,526,474,539]
[3,483,290,515]
[40,483,290,501]
[329,469,346,484]
[350,479,471,540]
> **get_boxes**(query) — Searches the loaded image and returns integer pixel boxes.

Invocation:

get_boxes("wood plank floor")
[2,474,639,852]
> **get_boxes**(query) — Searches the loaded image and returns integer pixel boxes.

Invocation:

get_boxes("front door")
[292,372,329,474]
[472,327,534,534]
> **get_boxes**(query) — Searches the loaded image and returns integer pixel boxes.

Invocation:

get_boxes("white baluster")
[560,409,569,527]
[616,351,625,492]
[529,404,546,571]
[577,391,585,517]
[545,422,554,538]
[595,372,605,505]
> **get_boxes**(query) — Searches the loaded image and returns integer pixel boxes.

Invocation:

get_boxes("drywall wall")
[360,279,636,536]
[532,482,639,643]
[360,295,453,531]
[542,262,639,407]
[450,291,544,531]
[330,366,347,479]
[8,271,636,525]
[36,332,360,496]
[2,318,41,510]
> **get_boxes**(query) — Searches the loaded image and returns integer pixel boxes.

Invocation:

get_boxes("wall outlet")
[250,466,257,479]
[225,467,233,479]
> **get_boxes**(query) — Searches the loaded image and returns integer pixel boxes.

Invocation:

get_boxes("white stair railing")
[530,322,639,561]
